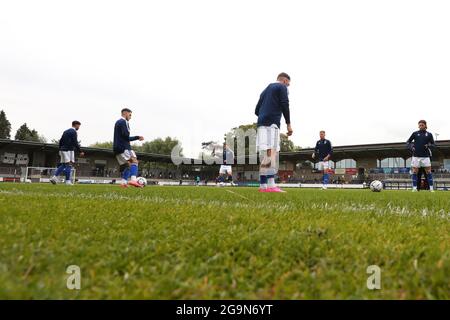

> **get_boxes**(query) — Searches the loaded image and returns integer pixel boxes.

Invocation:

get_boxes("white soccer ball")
[370,180,383,192]
[136,177,147,187]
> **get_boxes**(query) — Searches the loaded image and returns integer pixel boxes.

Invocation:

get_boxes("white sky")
[1,0,449,157]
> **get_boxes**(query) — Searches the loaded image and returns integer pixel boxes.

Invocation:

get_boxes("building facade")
[1,139,450,184]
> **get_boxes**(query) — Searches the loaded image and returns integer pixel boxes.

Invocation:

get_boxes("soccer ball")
[136,177,147,187]
[370,180,383,192]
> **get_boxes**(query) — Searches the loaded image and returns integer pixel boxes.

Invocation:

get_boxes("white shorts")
[256,125,280,152]
[318,161,330,171]
[219,165,232,175]
[411,157,431,168]
[59,151,75,163]
[116,150,137,165]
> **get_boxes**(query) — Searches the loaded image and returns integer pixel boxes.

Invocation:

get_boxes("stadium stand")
[1,139,450,187]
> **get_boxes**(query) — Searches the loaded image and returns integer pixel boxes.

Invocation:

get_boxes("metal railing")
[383,181,450,190]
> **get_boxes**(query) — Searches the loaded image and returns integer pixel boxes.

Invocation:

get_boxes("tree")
[224,123,301,154]
[140,137,183,156]
[15,124,29,140]
[224,123,258,156]
[37,133,48,143]
[90,141,113,149]
[0,110,12,139]
[14,123,45,142]
[280,133,301,152]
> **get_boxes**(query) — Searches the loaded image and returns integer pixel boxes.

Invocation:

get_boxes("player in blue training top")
[255,72,293,193]
[407,120,436,192]
[50,121,84,185]
[215,143,236,186]
[312,130,333,190]
[113,108,144,188]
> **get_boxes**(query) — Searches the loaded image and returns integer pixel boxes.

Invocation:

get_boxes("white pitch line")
[225,189,253,201]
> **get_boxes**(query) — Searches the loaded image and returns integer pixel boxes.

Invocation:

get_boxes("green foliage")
[139,137,183,156]
[280,133,301,152]
[0,110,12,139]
[0,184,448,299]
[89,138,182,155]
[224,123,257,156]
[14,123,46,142]
[90,141,114,149]
[225,123,301,154]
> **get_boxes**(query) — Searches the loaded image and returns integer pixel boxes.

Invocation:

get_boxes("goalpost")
[24,166,77,184]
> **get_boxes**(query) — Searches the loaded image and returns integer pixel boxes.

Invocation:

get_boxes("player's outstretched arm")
[426,134,436,153]
[429,133,436,148]
[255,95,262,116]
[406,133,415,151]
[326,141,333,160]
[129,135,143,142]
[72,130,82,156]
[287,123,293,136]
[280,87,291,132]
[313,141,319,159]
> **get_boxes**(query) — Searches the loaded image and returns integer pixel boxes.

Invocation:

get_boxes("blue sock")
[122,168,130,181]
[260,175,268,185]
[64,165,72,181]
[130,163,138,178]
[54,163,66,176]
[412,174,418,188]
[427,173,434,187]
[323,173,329,185]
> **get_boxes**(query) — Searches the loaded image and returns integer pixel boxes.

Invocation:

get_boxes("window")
[334,159,356,169]
[377,158,405,168]
[297,161,313,169]
[313,161,334,170]
[406,158,412,168]
[444,159,450,170]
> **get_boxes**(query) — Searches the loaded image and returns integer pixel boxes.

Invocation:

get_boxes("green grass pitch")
[0,184,448,299]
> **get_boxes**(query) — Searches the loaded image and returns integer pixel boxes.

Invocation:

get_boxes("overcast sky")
[1,0,449,157]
